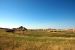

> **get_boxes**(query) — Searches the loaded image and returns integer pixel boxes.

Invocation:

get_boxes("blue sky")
[0,0,75,29]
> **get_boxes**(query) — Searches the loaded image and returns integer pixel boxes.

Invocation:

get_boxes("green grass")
[0,29,75,50]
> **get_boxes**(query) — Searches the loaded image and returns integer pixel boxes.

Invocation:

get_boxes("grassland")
[0,29,75,50]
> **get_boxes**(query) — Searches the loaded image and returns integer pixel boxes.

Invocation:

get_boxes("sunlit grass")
[0,29,75,50]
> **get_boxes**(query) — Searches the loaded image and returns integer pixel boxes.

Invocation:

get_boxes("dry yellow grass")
[0,29,75,50]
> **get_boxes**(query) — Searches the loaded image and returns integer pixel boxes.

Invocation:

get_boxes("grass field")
[0,29,75,50]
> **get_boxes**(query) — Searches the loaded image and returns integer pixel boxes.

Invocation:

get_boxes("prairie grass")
[0,29,75,50]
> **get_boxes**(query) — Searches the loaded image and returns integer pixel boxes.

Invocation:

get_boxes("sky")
[0,0,75,29]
